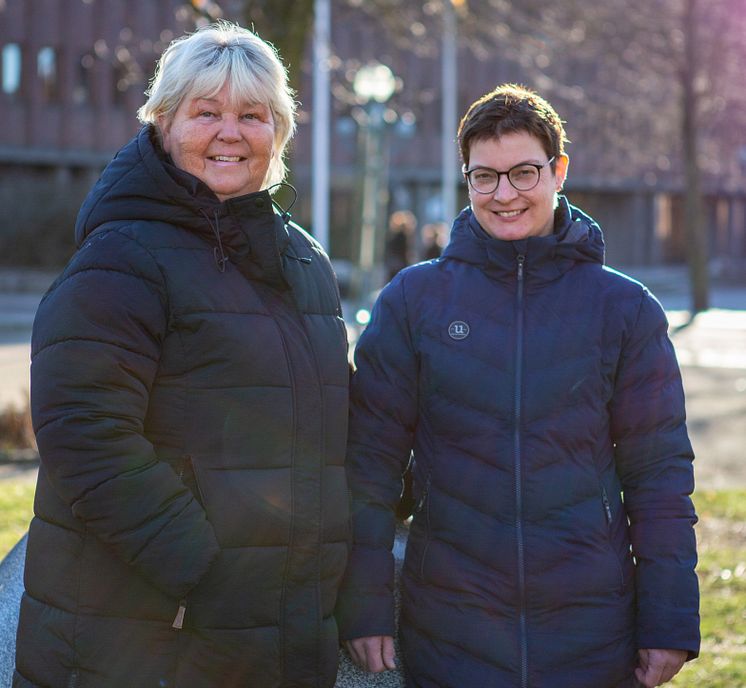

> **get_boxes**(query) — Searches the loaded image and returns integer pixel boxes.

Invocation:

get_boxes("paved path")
[0,292,42,409]
[0,537,25,688]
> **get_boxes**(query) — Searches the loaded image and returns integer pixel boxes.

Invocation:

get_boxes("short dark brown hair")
[457,83,568,170]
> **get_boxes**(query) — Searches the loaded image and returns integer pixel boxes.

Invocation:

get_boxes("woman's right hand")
[345,636,397,672]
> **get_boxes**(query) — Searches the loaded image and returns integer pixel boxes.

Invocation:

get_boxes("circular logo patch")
[448,321,470,340]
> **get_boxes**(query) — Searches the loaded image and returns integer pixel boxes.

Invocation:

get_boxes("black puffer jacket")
[14,126,350,688]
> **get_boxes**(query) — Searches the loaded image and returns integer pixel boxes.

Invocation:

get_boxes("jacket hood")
[442,196,605,282]
[75,125,293,288]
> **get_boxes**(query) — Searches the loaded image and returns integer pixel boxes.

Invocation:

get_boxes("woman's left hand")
[635,648,688,687]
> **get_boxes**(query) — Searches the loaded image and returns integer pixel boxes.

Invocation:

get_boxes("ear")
[157,115,172,154]
[554,154,569,191]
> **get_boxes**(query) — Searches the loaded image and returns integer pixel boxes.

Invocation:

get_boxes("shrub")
[0,397,36,452]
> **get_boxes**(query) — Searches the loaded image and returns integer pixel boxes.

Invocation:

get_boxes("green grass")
[670,489,746,686]
[694,489,746,521]
[0,480,34,557]
[0,484,743,685]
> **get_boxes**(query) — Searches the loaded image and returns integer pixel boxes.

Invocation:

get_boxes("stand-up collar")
[442,196,605,284]
[75,125,291,289]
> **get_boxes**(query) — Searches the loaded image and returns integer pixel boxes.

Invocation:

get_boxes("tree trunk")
[681,0,709,314]
[240,1,314,96]
[239,1,315,211]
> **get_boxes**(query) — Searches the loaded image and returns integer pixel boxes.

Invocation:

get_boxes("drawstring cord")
[200,189,313,272]
[268,184,312,265]
[200,209,228,273]
[267,181,298,225]
[286,252,312,264]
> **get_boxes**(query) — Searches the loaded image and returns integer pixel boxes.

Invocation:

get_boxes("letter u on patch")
[448,321,470,340]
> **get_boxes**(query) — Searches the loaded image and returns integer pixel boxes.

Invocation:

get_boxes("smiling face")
[467,131,568,241]
[159,82,275,201]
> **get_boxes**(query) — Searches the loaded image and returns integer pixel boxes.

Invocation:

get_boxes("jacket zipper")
[514,254,528,688]
[264,285,328,685]
[285,289,330,688]
[601,486,613,524]
[601,485,626,592]
[172,454,201,632]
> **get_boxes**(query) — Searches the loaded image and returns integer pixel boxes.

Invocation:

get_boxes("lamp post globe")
[352,62,397,311]
[353,62,396,104]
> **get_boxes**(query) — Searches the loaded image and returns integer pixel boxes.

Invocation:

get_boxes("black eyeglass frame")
[463,156,556,194]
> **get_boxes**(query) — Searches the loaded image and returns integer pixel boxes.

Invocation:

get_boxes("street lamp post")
[442,0,459,227]
[312,0,331,251]
[352,63,396,305]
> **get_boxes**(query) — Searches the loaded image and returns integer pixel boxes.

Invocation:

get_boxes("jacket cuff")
[637,612,700,660]
[336,589,396,641]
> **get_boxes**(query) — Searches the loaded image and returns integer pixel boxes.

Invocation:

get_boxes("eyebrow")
[192,97,268,110]
[471,158,544,167]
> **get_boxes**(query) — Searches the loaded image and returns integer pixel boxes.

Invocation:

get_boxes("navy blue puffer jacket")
[336,199,698,688]
[15,126,350,688]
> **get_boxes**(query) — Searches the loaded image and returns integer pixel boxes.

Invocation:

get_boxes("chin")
[486,225,534,241]
[212,184,255,200]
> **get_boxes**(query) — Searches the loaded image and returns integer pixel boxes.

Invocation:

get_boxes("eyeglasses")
[463,157,555,194]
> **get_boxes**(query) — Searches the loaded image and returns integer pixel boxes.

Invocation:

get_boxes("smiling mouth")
[209,155,245,162]
[493,209,526,218]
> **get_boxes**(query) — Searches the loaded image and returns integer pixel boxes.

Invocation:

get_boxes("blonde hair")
[138,21,296,189]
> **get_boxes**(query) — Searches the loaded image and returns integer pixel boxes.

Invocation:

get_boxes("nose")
[493,173,518,202]
[217,115,241,142]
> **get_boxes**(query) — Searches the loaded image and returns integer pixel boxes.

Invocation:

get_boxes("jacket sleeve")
[31,228,220,599]
[609,290,699,657]
[336,276,418,640]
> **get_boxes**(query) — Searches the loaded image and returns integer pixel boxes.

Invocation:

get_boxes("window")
[112,59,128,107]
[2,43,21,95]
[73,52,95,105]
[37,46,57,101]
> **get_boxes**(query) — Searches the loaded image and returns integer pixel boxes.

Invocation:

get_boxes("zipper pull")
[516,254,525,281]
[172,599,187,630]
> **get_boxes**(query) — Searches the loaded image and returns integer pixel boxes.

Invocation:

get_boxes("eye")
[473,170,495,182]
[242,106,271,122]
[512,166,535,178]
[198,110,216,119]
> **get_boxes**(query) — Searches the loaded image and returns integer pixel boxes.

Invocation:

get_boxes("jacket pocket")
[601,486,627,594]
[178,455,205,507]
[416,474,432,581]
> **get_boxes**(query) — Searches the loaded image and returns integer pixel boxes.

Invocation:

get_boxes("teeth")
[212,156,241,162]
[496,209,523,217]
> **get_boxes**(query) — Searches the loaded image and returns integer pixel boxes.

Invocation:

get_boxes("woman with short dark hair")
[337,83,698,688]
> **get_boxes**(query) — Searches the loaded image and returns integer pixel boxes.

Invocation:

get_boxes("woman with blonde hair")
[15,22,350,688]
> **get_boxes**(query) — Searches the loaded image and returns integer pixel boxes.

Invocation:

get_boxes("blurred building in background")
[1,0,745,277]
[0,0,191,266]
